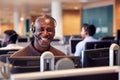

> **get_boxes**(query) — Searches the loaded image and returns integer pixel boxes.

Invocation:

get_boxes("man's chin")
[39,42,50,48]
[41,44,49,48]
[38,39,51,48]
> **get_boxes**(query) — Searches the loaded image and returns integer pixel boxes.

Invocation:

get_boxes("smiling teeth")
[42,38,48,40]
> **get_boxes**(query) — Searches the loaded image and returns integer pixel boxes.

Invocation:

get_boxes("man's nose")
[43,30,48,35]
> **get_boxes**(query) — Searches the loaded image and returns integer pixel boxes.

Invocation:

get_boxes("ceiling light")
[74,7,79,10]
[80,0,88,3]
[20,17,24,21]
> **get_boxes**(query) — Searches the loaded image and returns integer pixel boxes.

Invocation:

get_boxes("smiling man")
[10,15,66,57]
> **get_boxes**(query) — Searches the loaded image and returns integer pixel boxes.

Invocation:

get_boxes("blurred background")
[0,0,117,39]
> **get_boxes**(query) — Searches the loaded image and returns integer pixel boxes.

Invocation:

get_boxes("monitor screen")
[85,40,116,50]
[69,38,82,54]
[7,56,81,73]
[18,37,28,42]
[82,48,109,68]
[0,49,19,54]
[116,30,120,45]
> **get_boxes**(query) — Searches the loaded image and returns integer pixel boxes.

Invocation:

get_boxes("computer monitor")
[7,56,40,73]
[85,40,116,50]
[100,36,115,40]
[7,56,81,73]
[117,30,120,46]
[63,35,71,44]
[18,37,28,42]
[82,48,109,68]
[69,38,82,54]
[0,49,19,55]
[10,66,119,80]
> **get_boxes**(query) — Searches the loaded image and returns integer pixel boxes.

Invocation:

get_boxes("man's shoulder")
[77,40,85,46]
[10,45,31,57]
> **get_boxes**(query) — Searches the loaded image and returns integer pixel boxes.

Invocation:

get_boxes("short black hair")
[82,23,96,36]
[4,30,18,43]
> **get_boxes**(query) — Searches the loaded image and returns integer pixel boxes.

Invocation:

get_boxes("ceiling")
[0,0,113,23]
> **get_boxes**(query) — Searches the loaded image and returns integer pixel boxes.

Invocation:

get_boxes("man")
[0,30,23,50]
[74,23,97,58]
[10,15,66,57]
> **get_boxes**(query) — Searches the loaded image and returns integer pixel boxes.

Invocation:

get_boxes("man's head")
[32,15,56,48]
[80,23,96,38]
[2,30,18,47]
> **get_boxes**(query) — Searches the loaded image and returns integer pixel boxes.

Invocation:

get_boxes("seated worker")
[10,15,66,57]
[74,23,97,58]
[0,30,23,50]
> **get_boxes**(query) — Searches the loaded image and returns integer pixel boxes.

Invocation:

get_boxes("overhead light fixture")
[74,7,79,10]
[80,0,98,3]
[20,17,24,21]
[42,8,49,12]
[80,0,88,3]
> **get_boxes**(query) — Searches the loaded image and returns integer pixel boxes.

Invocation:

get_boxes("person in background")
[74,23,97,58]
[0,30,23,50]
[10,15,66,57]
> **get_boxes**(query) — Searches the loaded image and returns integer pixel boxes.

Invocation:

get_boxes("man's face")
[34,18,55,48]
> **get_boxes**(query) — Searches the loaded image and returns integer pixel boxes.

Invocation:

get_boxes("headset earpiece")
[32,26,35,33]
[84,31,87,34]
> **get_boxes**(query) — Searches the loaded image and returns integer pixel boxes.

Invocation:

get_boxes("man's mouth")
[41,37,50,43]
[41,37,48,40]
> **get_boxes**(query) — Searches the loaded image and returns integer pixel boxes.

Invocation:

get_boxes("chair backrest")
[85,40,116,50]
[100,36,115,40]
[55,58,75,70]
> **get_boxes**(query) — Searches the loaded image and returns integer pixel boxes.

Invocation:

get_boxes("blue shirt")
[74,36,97,58]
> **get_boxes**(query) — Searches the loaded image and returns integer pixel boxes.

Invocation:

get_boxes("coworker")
[0,30,23,50]
[10,15,66,57]
[74,23,97,58]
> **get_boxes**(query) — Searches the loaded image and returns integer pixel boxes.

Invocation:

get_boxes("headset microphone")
[34,34,41,40]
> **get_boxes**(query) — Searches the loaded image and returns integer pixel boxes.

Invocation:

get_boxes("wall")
[114,0,120,35]
[62,10,81,36]
[0,23,13,34]
[82,5,113,39]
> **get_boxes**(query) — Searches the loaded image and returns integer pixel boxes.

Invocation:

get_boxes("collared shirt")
[0,44,23,50]
[10,41,66,57]
[74,36,97,58]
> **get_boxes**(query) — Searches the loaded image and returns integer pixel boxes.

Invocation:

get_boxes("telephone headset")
[31,25,40,40]
[84,26,89,35]
[32,25,35,33]
[82,29,87,35]
[82,23,90,35]
[84,31,88,35]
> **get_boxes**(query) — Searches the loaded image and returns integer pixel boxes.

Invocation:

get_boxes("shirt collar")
[84,36,94,41]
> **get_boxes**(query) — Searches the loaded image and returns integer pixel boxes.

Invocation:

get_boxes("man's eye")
[47,29,53,32]
[39,28,44,31]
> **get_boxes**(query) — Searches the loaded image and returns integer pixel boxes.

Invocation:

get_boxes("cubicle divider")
[82,43,120,68]
[1,43,120,80]
[10,66,120,80]
[7,53,81,74]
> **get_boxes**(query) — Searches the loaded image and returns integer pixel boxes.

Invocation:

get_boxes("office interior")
[0,0,120,80]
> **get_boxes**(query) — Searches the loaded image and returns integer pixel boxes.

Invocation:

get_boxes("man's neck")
[34,40,50,53]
